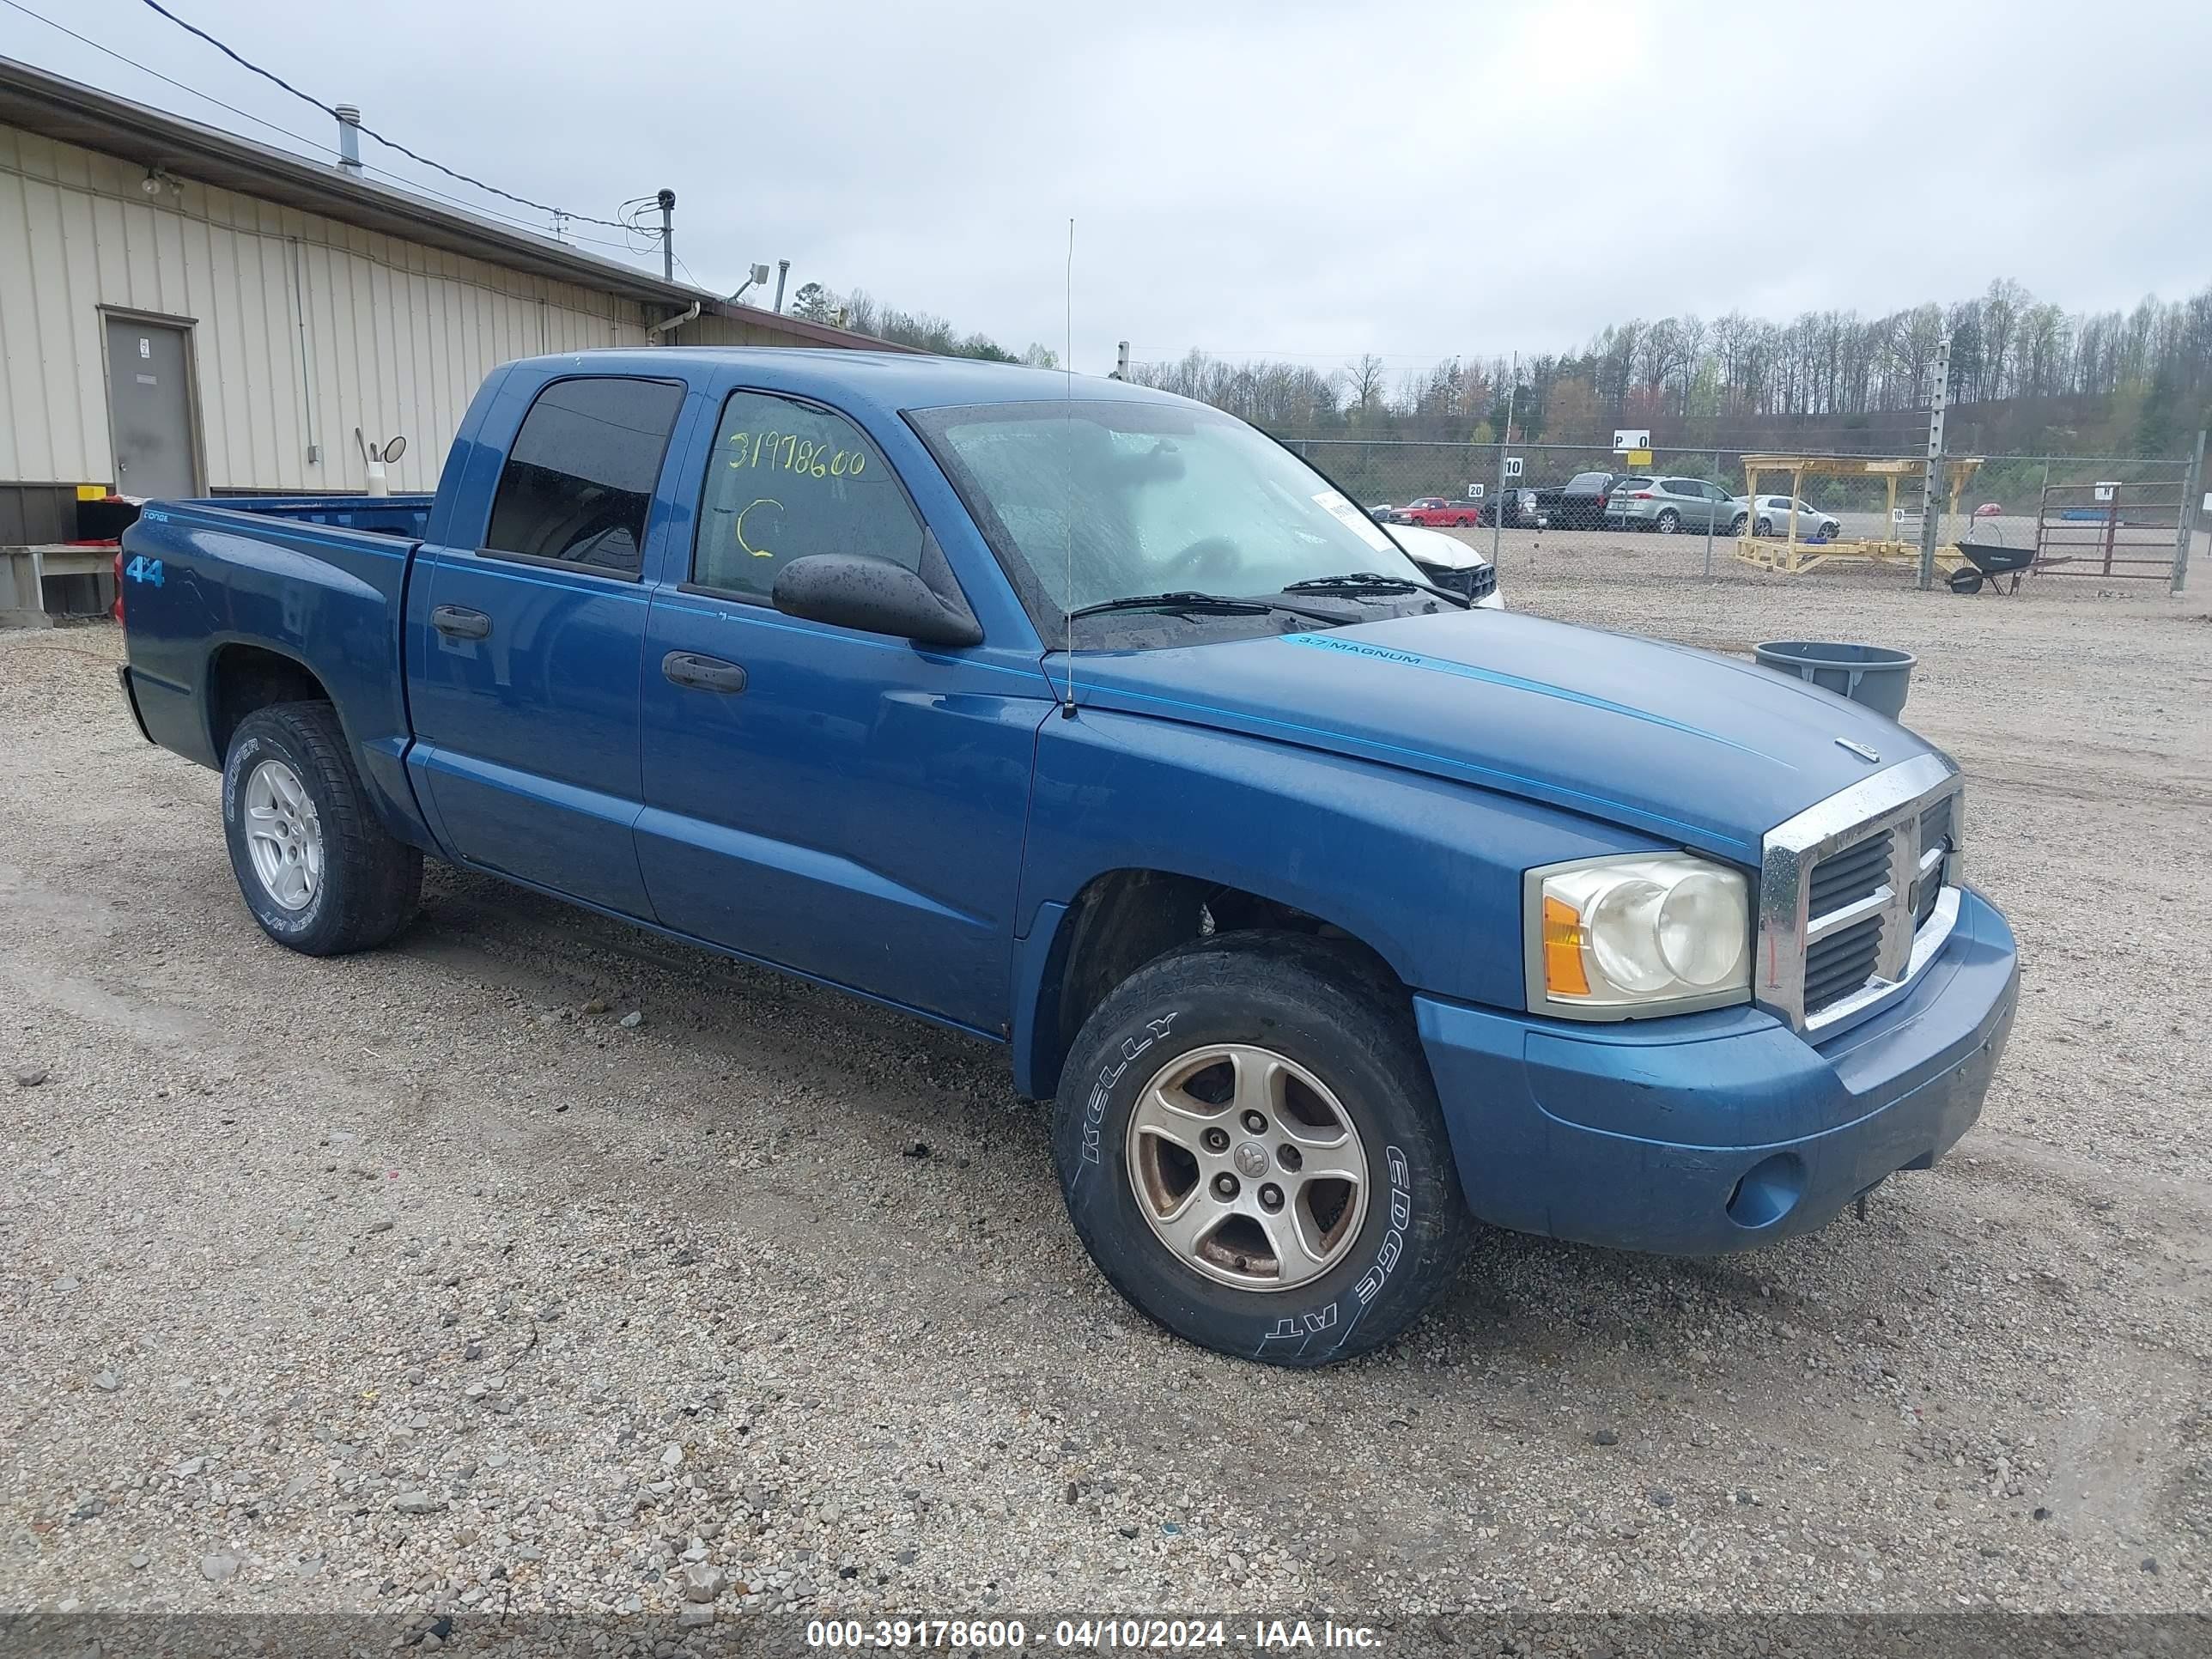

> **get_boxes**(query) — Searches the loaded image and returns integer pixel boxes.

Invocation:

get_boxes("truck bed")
[176,494,435,539]
[118,496,428,843]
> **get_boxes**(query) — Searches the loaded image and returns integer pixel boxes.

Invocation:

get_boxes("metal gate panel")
[2034,482,2181,580]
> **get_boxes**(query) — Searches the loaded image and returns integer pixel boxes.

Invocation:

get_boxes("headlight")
[1526,854,1751,1018]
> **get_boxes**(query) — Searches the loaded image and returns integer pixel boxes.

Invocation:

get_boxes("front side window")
[483,377,684,577]
[692,390,926,601]
[913,398,1425,617]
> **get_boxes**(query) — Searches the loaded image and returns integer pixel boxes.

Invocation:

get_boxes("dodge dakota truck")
[116,349,2019,1367]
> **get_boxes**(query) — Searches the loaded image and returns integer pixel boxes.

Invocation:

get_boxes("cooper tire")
[222,701,422,957]
[1053,932,1469,1367]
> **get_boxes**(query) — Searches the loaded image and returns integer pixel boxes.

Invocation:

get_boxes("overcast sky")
[8,0,2209,377]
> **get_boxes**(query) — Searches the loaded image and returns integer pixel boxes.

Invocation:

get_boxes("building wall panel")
[0,121,737,498]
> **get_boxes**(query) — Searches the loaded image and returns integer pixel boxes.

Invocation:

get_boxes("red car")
[1972,502,2003,519]
[1395,495,1482,528]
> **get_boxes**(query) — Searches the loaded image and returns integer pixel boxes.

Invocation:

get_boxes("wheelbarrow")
[1947,540,2033,595]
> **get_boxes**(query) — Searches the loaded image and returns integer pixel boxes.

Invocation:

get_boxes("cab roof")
[507,347,1183,416]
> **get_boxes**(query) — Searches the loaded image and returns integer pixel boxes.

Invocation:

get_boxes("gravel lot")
[4,539,2209,1633]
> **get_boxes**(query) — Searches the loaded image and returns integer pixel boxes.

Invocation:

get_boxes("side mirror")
[772,554,983,648]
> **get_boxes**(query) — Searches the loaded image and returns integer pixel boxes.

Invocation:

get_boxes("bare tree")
[1345,354,1388,415]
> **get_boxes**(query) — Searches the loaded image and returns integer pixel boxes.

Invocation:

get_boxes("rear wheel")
[1053,933,1470,1367]
[1755,516,1774,537]
[1655,508,1680,534]
[222,702,422,956]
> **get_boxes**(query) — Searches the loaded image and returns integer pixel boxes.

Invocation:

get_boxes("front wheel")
[222,701,422,956]
[1729,514,1748,536]
[1053,933,1470,1366]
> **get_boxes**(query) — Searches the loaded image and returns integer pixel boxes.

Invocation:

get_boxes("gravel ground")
[3,544,2209,1631]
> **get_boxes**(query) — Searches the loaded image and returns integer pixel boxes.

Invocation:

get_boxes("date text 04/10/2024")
[1055,1625,1379,1651]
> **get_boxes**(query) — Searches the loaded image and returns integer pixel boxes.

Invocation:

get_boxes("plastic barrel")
[1753,640,1917,720]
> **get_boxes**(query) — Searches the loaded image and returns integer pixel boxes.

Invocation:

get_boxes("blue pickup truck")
[115,349,2018,1366]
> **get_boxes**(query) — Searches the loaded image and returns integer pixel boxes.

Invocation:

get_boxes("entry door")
[105,318,198,499]
[406,374,690,918]
[634,386,1048,1032]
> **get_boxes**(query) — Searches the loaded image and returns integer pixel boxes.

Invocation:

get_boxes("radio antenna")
[1060,215,1078,719]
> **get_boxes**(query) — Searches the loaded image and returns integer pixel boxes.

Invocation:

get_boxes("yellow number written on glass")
[726,430,865,478]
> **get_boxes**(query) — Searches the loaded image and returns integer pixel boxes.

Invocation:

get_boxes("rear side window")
[691,389,926,602]
[483,377,685,578]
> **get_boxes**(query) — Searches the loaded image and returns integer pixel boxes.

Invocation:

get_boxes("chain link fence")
[1275,436,2203,589]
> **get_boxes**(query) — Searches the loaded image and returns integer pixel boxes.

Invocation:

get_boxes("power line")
[130,0,635,230]
[2,0,673,265]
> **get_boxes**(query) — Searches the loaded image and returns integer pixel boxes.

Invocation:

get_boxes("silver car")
[1726,494,1841,539]
[1604,476,1735,534]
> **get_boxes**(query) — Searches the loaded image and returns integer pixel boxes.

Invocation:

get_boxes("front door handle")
[662,651,747,694]
[431,605,491,641]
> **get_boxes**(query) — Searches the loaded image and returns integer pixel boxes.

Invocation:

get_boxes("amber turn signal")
[1541,895,1591,998]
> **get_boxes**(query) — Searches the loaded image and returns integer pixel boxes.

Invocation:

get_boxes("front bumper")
[1413,886,2018,1255]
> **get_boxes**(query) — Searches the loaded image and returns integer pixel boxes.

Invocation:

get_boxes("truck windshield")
[912,399,1425,619]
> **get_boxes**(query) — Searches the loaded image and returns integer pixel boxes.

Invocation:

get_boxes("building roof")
[0,52,907,352]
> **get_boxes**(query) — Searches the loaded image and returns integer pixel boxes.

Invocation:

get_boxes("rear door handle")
[431,605,491,641]
[662,651,746,694]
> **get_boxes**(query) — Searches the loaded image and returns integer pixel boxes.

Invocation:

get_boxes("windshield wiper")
[1066,591,1346,624]
[1281,571,1473,608]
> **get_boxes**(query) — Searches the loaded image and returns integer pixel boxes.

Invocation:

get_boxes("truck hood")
[1062,610,1937,863]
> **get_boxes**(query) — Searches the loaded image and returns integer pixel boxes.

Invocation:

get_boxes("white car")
[1728,494,1841,540]
[1383,521,1504,609]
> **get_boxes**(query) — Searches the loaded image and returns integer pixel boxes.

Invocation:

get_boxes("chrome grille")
[1756,754,1965,1035]
[1915,796,1954,931]
[1808,830,1893,915]
[1804,914,1885,1015]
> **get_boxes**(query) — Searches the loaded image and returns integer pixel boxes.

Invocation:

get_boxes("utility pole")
[1492,353,1517,563]
[2176,426,2205,595]
[1917,335,1951,591]
[1115,341,1130,380]
[657,188,676,283]
[773,259,790,314]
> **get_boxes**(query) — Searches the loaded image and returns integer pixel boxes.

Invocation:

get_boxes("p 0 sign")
[2094,481,2119,502]
[1612,428,1650,453]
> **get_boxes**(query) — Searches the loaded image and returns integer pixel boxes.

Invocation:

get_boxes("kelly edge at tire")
[1052,931,1471,1367]
[221,700,422,957]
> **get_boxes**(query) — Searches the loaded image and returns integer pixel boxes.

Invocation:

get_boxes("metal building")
[0,54,895,549]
